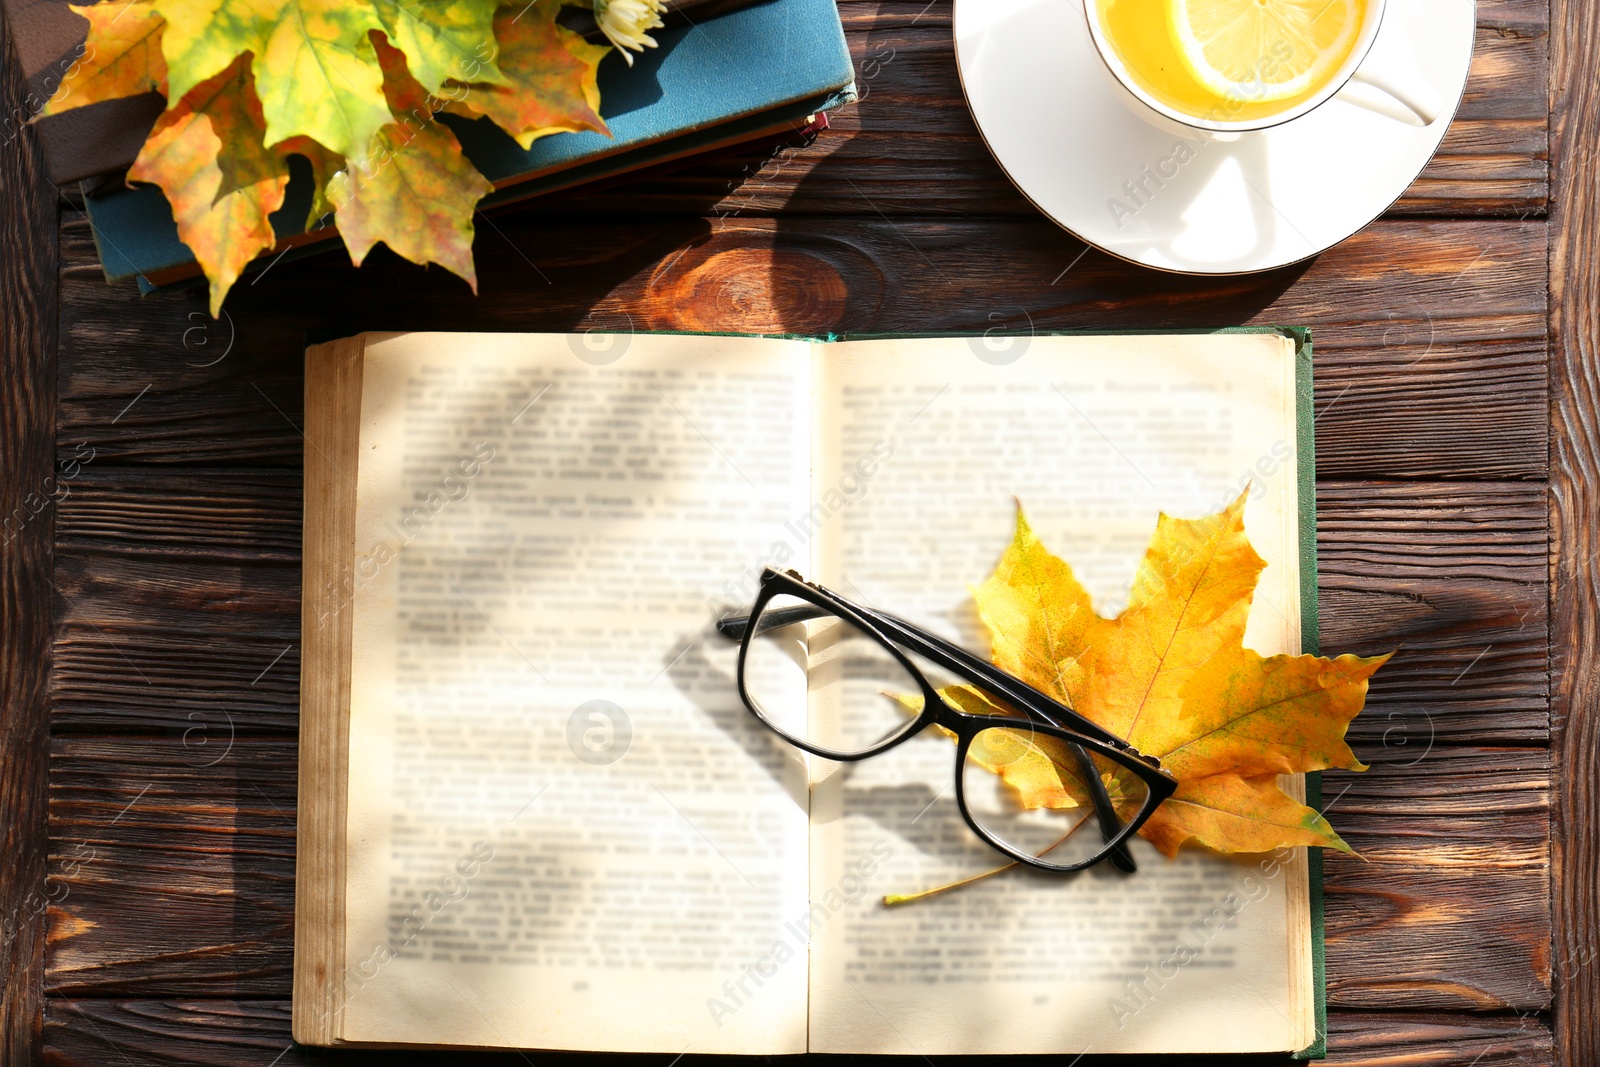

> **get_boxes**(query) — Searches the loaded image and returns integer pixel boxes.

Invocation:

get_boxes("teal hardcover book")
[83,0,856,289]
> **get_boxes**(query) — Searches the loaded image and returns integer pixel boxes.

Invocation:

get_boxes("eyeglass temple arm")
[1060,741,1138,872]
[718,604,1139,873]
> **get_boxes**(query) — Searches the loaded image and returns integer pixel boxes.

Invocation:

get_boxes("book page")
[337,332,814,1054]
[805,333,1313,1055]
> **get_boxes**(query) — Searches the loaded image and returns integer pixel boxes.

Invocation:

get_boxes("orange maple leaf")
[126,54,290,316]
[327,34,492,290]
[41,0,167,117]
[965,494,1389,858]
[442,0,609,149]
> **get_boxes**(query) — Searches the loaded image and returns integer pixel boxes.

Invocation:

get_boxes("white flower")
[595,0,666,65]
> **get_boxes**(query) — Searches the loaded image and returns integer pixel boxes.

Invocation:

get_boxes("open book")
[294,330,1322,1056]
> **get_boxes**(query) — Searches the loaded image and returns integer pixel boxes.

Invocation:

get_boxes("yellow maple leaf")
[967,493,1389,858]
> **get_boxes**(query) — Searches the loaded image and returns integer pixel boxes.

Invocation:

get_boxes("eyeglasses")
[716,568,1177,874]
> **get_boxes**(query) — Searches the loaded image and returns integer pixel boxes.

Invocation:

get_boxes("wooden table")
[1,1,1594,1063]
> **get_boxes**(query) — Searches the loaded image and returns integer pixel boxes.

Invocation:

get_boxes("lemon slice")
[1169,0,1363,105]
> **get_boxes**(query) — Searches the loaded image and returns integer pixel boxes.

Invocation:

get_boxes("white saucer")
[953,0,1475,274]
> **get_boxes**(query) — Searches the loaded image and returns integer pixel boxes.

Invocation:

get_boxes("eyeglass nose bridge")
[728,568,1147,872]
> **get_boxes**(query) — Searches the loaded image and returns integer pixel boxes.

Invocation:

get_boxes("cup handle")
[1338,15,1441,126]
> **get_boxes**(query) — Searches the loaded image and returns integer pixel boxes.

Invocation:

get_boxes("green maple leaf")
[370,0,508,95]
[149,0,273,107]
[155,0,392,159]
[254,0,393,158]
[327,35,491,288]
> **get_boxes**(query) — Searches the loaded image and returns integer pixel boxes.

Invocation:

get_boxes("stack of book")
[5,0,857,294]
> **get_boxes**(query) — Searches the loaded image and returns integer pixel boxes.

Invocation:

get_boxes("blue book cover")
[84,0,856,286]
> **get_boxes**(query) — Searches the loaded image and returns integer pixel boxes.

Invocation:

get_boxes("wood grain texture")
[58,217,1546,479]
[49,473,1546,741]
[50,468,303,736]
[46,739,297,998]
[0,11,60,1064]
[1322,747,1551,1012]
[44,740,1548,1012]
[532,0,1549,220]
[1323,1011,1553,1066]
[1319,482,1548,745]
[1548,0,1600,1060]
[50,469,302,735]
[36,1001,1557,1066]
[18,0,1567,1057]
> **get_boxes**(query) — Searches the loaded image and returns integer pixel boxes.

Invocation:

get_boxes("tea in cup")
[1087,0,1435,131]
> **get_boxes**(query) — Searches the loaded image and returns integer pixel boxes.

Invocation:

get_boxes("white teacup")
[1083,0,1443,132]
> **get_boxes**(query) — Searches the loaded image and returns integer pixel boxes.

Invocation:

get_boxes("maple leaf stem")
[881,859,1019,908]
[882,821,1089,906]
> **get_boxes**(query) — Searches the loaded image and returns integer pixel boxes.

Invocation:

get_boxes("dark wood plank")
[1548,0,1600,1060]
[1324,1010,1553,1066]
[1323,747,1551,1012]
[540,0,1548,220]
[1395,3,1549,218]
[50,468,303,735]
[1309,331,1547,483]
[53,468,301,563]
[45,740,1548,1009]
[53,489,302,726]
[58,217,1546,479]
[0,8,61,1062]
[46,739,296,998]
[49,474,1547,740]
[42,999,543,1065]
[1320,482,1548,746]
[35,1001,1556,1065]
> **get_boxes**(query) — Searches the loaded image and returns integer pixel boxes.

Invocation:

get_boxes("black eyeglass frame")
[716,568,1178,874]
